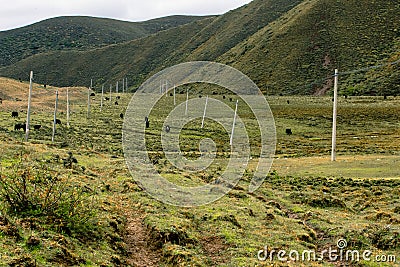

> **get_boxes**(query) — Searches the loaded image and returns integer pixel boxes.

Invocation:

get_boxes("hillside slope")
[0,15,213,67]
[163,0,303,63]
[1,0,399,95]
[0,17,217,88]
[0,0,301,89]
[220,0,400,95]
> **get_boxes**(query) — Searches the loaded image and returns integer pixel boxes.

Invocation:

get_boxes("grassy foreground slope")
[0,77,399,266]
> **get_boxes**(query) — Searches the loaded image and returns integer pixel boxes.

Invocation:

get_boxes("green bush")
[0,157,97,234]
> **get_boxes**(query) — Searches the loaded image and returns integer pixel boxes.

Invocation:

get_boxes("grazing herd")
[13,122,42,132]
[7,94,295,139]
[11,111,54,132]
[8,93,124,134]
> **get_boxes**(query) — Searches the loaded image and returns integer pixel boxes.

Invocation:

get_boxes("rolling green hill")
[0,15,214,67]
[0,17,217,88]
[221,0,400,95]
[0,0,301,89]
[163,0,303,62]
[0,0,399,95]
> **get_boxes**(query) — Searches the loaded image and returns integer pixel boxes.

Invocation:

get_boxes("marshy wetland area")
[0,77,398,266]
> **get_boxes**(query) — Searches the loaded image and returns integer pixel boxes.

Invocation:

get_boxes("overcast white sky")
[0,0,253,31]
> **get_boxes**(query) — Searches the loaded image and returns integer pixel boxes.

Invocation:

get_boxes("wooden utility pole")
[52,90,59,142]
[185,88,189,116]
[173,84,176,106]
[201,95,209,129]
[87,87,91,119]
[100,85,104,111]
[230,100,239,146]
[66,88,70,128]
[25,71,33,142]
[331,69,339,161]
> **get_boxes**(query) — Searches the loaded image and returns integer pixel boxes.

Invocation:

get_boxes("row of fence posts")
[160,80,240,147]
[24,74,128,142]
[23,72,339,161]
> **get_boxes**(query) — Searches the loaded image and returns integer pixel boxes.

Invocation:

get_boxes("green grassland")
[0,81,398,266]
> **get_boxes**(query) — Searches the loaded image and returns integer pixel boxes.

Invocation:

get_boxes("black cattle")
[33,124,41,130]
[287,100,290,104]
[169,93,173,97]
[115,101,119,105]
[14,123,26,131]
[223,96,226,99]
[105,97,110,101]
[116,96,121,100]
[90,93,96,97]
[120,113,124,119]
[165,125,170,133]
[0,98,2,104]
[199,95,202,98]
[56,119,61,125]
[11,111,18,118]
[63,151,78,168]
[44,84,47,88]
[145,120,150,128]
[286,128,293,135]
[229,98,233,102]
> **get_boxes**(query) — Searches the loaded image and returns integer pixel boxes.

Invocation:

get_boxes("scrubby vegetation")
[0,0,398,265]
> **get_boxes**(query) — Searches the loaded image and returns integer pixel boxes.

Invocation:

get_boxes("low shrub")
[0,156,97,235]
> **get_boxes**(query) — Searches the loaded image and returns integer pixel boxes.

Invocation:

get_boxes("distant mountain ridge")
[1,0,399,95]
[0,15,214,67]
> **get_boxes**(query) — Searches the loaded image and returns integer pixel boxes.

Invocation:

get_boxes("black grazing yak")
[14,123,26,131]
